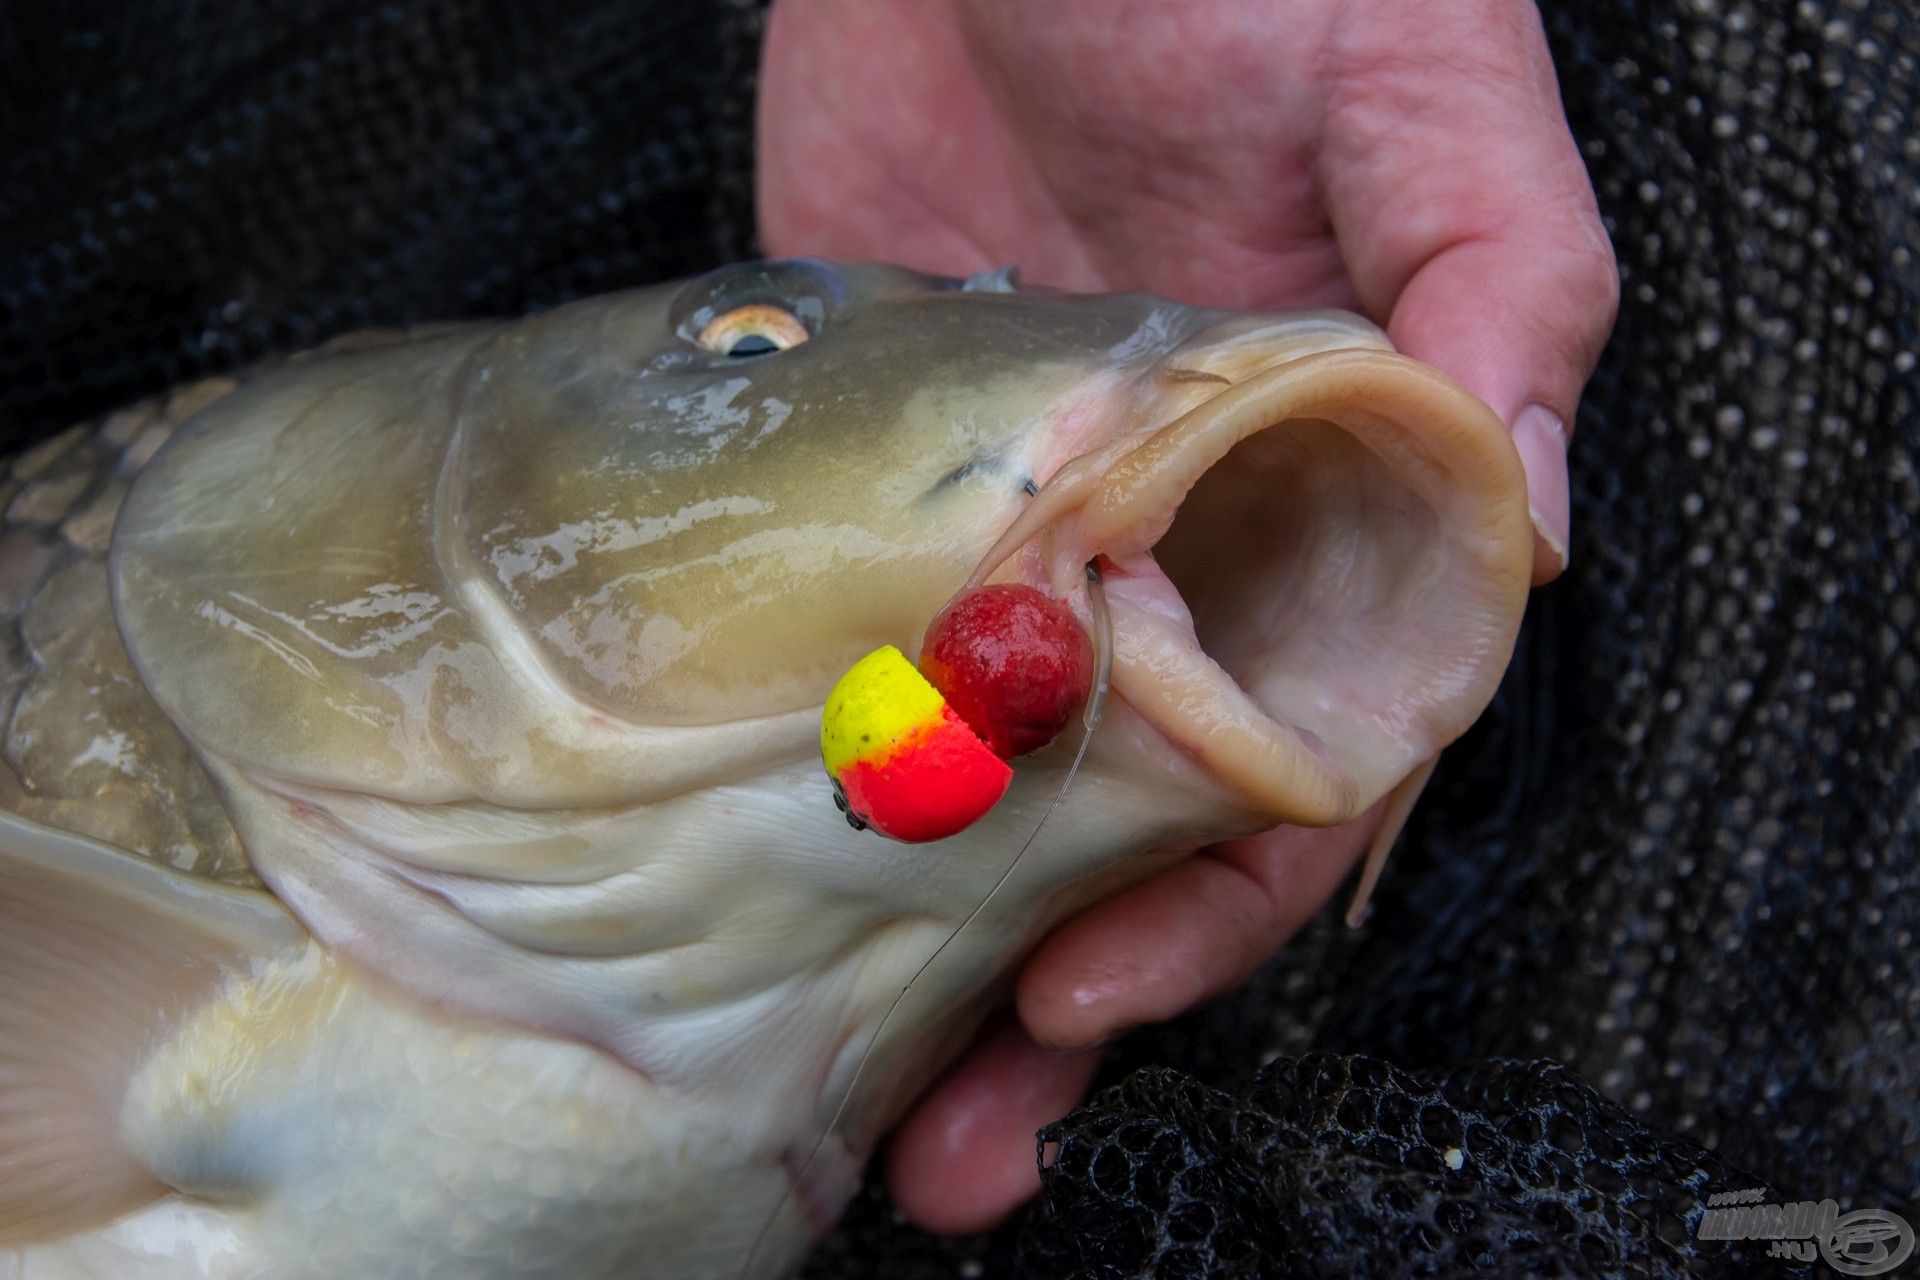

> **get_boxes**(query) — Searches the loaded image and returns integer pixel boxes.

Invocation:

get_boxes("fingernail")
[1511,404,1571,582]
[1063,1000,1135,1051]
[1070,1013,1131,1052]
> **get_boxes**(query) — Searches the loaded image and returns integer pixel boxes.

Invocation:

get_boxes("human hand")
[758,0,1618,1232]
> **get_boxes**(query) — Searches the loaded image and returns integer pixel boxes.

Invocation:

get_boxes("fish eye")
[667,262,841,364]
[695,304,810,359]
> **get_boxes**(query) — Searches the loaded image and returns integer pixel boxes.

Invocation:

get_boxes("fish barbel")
[0,260,1531,1279]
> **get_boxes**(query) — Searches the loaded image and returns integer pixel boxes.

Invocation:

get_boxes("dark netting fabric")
[1015,1058,1805,1279]
[1,1,1914,1277]
[0,0,764,447]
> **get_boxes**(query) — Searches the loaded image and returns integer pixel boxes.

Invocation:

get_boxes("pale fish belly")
[10,948,798,1280]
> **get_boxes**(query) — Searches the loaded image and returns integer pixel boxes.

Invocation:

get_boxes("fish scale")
[0,327,459,887]
[0,376,252,884]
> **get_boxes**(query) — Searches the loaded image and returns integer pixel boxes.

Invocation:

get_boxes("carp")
[0,260,1530,1279]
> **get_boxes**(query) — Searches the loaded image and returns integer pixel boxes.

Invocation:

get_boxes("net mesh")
[0,0,764,444]
[1017,1057,1799,1279]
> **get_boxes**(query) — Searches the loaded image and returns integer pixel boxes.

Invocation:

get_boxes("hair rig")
[820,579,1101,842]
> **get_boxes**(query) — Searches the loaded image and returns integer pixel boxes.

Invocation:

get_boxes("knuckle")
[1571,227,1623,311]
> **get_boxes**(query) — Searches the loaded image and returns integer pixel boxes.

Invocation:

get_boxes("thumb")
[1389,230,1617,583]
[1316,0,1619,583]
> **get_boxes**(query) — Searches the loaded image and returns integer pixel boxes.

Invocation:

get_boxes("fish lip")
[965,346,1532,829]
[1153,309,1394,384]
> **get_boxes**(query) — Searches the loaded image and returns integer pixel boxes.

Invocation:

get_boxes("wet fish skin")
[0,260,1533,1279]
[0,377,250,881]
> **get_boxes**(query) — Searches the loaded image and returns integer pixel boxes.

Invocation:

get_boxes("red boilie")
[918,584,1094,760]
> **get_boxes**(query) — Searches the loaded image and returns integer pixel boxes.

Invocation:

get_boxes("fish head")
[453,256,1531,849]
[456,256,1151,731]
[113,254,1536,970]
[104,258,1535,1270]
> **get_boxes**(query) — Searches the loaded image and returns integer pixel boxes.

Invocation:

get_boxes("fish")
[0,259,1532,1280]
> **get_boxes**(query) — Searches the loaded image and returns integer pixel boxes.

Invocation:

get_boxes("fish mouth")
[969,347,1535,828]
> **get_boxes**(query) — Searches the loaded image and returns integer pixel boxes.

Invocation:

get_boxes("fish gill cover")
[0,1,1912,1277]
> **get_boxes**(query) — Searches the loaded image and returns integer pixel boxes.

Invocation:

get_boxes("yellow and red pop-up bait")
[821,584,1096,842]
[764,576,1109,1273]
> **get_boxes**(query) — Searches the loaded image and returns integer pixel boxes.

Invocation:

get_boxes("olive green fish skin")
[109,263,1182,809]
[0,264,1205,873]
[0,262,1196,885]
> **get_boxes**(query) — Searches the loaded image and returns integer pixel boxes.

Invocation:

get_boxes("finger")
[1015,810,1381,1051]
[884,1018,1103,1234]
[756,0,1010,275]
[1315,0,1620,583]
